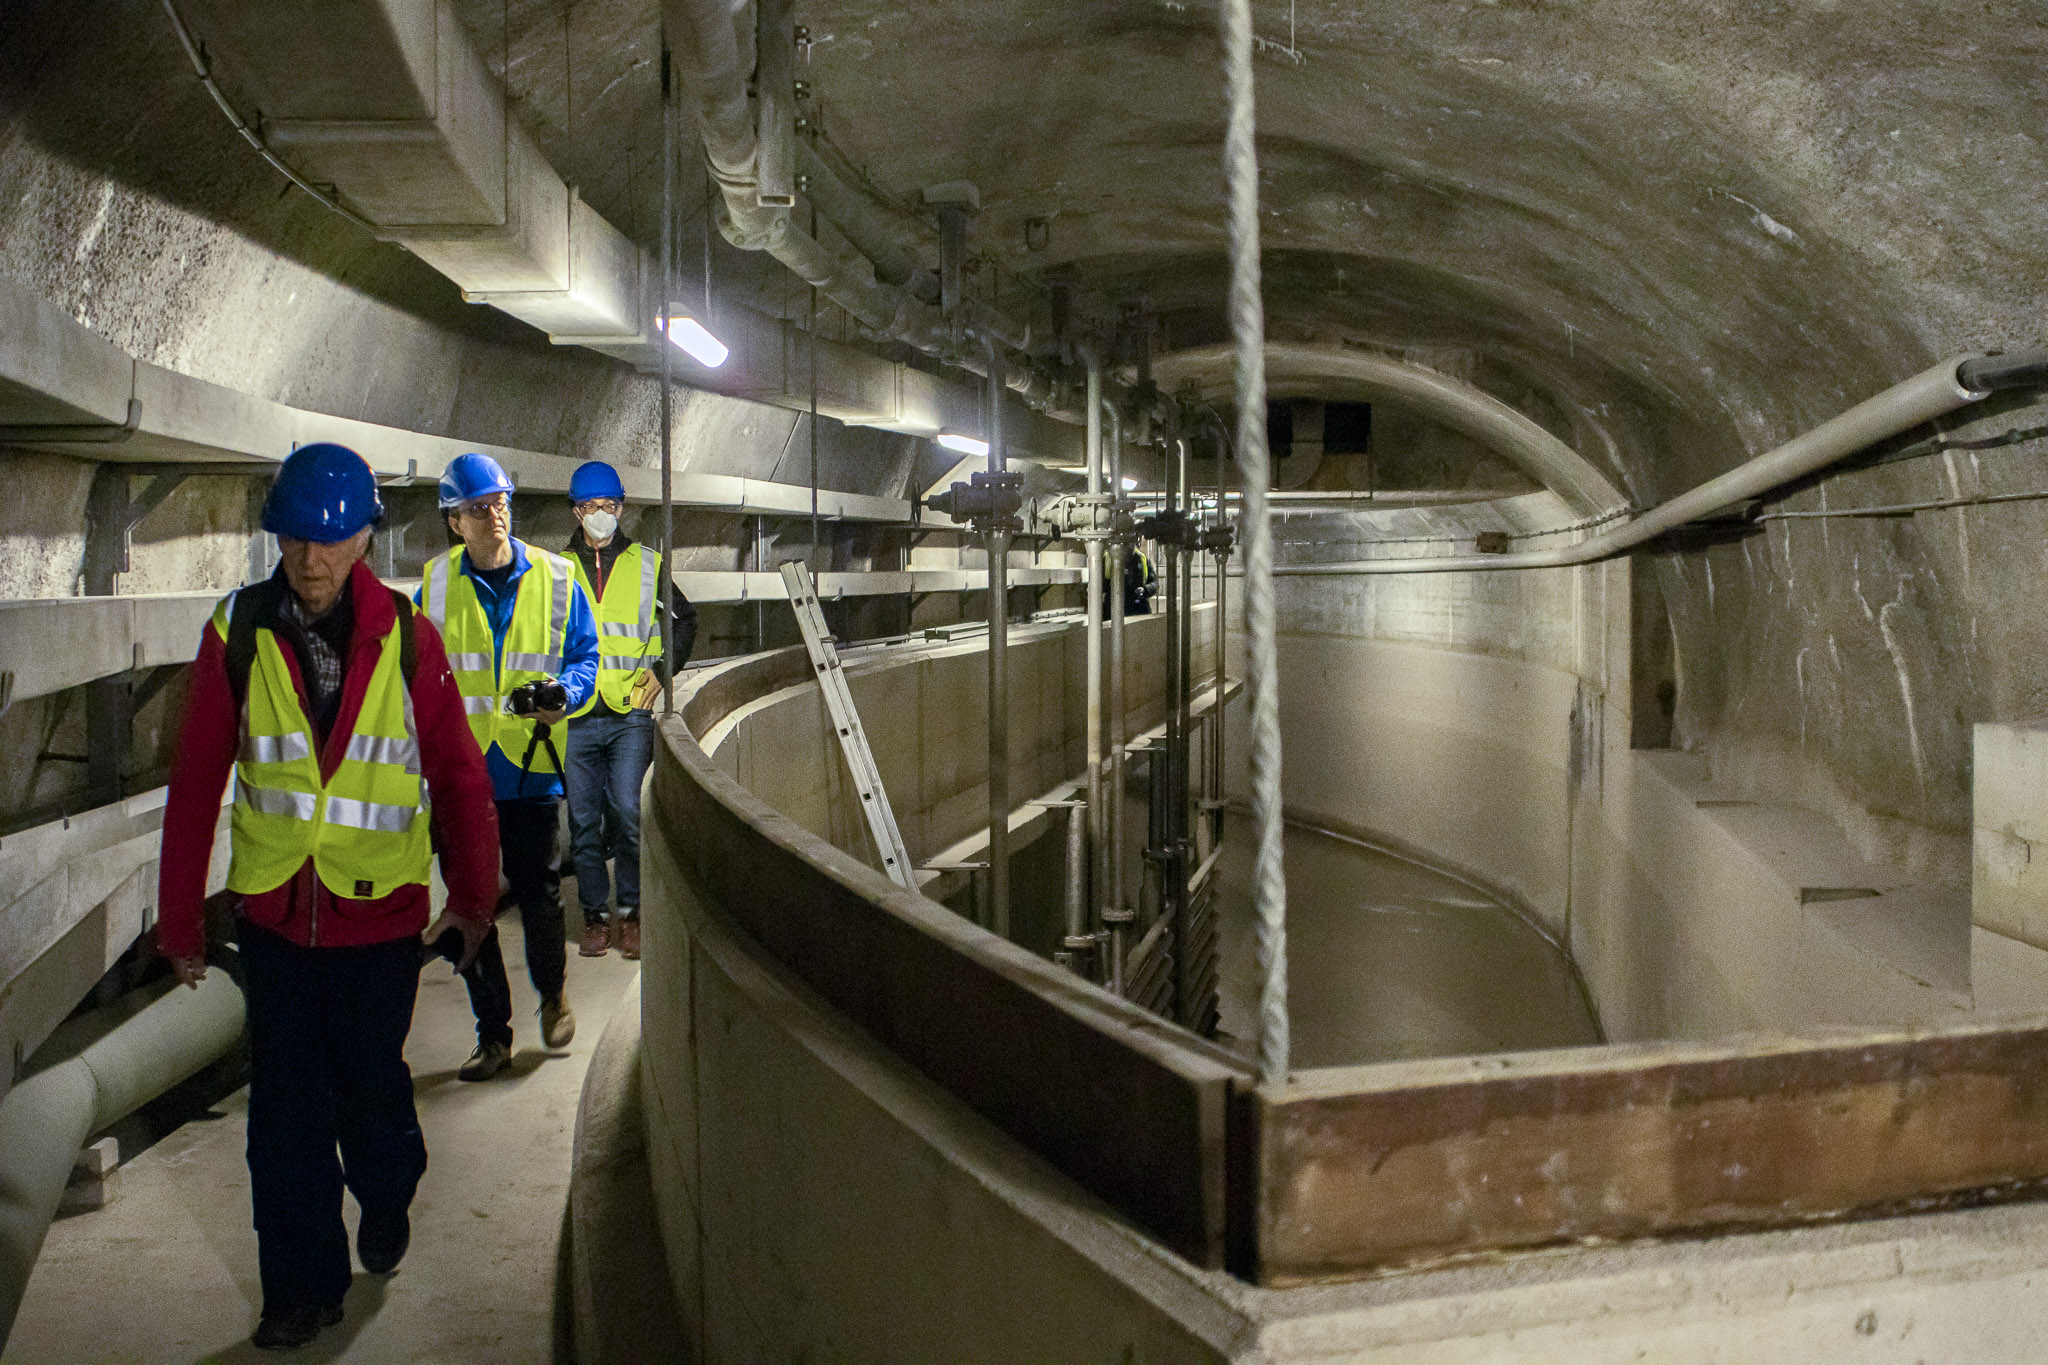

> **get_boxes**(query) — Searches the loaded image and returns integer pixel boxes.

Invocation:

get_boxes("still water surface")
[1213,823,1601,1068]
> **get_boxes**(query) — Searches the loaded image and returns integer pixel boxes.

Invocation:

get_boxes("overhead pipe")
[796,141,930,297]
[664,0,1035,377]
[1277,355,1995,576]
[0,972,246,1346]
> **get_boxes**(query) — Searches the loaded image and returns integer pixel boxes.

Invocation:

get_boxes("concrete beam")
[0,274,913,521]
[0,593,218,708]
[170,0,1079,464]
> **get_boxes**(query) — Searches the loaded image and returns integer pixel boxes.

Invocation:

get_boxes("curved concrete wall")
[1237,555,2048,1045]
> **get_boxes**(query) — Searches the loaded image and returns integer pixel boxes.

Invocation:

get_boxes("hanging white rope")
[1221,0,1289,1086]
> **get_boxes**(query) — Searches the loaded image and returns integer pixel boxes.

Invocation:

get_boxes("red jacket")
[157,561,499,958]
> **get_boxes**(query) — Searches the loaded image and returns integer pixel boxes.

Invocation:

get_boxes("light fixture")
[1050,463,1089,474]
[659,315,729,368]
[1120,477,1138,491]
[935,430,991,458]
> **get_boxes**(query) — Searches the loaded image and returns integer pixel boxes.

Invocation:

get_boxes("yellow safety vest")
[419,542,579,775]
[216,593,432,899]
[567,541,664,717]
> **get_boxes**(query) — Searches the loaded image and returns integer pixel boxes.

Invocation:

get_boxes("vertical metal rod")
[1162,416,1191,1023]
[658,48,676,717]
[985,339,1011,937]
[1213,436,1229,834]
[1105,397,1129,993]
[1062,801,1087,947]
[1083,353,1106,955]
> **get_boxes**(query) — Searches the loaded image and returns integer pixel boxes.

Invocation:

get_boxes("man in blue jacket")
[418,453,600,1081]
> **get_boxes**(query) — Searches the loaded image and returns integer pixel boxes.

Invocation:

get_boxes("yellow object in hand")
[628,668,662,711]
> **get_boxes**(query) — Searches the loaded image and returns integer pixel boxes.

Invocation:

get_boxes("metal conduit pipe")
[1083,353,1107,971]
[985,339,1012,937]
[1106,396,1131,994]
[795,141,928,295]
[0,972,246,1346]
[664,0,1042,390]
[1277,355,1993,576]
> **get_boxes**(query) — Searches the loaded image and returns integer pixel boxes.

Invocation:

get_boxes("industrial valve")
[1134,507,1200,549]
[1198,521,1236,558]
[926,469,1024,534]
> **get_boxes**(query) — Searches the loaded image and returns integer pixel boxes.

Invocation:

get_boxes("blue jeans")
[566,708,653,925]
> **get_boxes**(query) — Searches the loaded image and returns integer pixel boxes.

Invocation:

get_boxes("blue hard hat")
[438,452,516,510]
[568,461,626,504]
[262,443,383,543]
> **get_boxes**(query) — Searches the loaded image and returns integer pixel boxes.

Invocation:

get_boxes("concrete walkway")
[6,912,638,1363]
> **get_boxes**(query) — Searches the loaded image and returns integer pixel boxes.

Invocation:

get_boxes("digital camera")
[505,677,569,716]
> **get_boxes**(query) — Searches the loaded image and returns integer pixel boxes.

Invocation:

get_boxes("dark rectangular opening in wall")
[1323,402,1371,454]
[1266,401,1293,457]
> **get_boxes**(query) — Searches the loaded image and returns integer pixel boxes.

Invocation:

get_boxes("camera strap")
[514,720,565,799]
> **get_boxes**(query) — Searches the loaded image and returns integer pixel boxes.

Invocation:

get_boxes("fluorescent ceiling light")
[1121,477,1138,491]
[1050,464,1089,474]
[935,431,990,458]
[660,315,729,368]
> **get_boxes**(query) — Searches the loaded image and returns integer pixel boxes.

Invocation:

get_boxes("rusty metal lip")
[1268,1015,2048,1106]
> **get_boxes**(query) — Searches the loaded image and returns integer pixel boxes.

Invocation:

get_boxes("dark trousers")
[461,797,568,1047]
[238,921,427,1312]
[566,710,654,924]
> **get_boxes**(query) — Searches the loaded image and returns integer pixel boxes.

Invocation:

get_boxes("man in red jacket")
[157,444,499,1351]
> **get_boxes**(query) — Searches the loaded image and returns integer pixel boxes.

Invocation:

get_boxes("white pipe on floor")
[1274,355,1992,575]
[0,972,245,1347]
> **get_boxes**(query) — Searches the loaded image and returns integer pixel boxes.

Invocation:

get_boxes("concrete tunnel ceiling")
[446,0,2048,509]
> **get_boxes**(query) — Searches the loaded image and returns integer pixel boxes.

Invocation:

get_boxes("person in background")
[156,443,499,1351]
[561,460,697,961]
[417,452,599,1081]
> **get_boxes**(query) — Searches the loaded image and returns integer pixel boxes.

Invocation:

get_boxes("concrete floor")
[6,908,638,1364]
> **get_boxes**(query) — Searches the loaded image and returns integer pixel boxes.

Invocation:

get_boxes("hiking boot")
[252,1302,342,1351]
[578,922,610,957]
[458,1039,513,1081]
[616,918,641,960]
[541,994,576,1049]
[358,1207,411,1274]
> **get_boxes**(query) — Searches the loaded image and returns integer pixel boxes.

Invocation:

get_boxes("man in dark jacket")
[158,444,500,1351]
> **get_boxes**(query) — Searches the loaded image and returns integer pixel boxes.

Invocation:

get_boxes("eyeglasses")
[573,498,623,515]
[455,494,511,520]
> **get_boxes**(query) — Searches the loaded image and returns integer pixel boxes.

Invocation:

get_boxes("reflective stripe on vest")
[213,593,433,902]
[568,542,663,717]
[419,542,578,773]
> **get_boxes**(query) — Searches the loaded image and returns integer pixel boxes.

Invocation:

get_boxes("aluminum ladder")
[780,561,916,888]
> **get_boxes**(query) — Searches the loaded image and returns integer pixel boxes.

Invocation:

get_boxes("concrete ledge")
[0,592,217,706]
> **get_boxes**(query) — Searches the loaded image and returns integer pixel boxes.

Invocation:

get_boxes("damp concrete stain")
[1213,824,1601,1069]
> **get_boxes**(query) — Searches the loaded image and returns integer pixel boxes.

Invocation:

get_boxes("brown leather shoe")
[616,919,640,960]
[578,922,610,957]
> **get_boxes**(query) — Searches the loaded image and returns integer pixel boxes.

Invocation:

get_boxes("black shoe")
[358,1207,411,1274]
[251,1302,342,1351]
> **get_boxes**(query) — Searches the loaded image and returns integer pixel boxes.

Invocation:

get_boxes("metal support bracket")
[781,561,916,888]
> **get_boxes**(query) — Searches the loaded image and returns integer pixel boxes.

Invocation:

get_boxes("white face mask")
[580,509,619,543]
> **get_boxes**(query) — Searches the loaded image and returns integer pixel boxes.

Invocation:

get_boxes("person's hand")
[533,705,568,725]
[170,955,207,990]
[424,911,491,971]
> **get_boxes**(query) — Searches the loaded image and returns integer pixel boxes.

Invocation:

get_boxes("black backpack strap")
[389,587,418,687]
[224,576,288,712]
